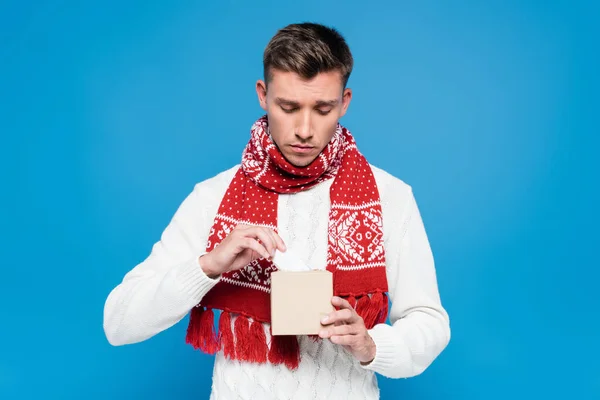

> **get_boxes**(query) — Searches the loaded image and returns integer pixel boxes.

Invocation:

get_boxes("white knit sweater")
[103,164,451,399]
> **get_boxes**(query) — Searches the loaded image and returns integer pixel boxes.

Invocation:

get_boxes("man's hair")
[263,22,354,88]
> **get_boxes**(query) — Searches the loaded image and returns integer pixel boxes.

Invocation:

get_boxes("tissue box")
[270,270,334,335]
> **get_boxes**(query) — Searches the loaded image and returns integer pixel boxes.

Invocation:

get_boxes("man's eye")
[317,109,331,115]
[281,107,297,113]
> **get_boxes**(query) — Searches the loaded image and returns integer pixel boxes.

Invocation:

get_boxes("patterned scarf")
[185,115,389,369]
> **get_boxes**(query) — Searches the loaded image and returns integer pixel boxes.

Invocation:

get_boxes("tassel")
[347,296,357,309]
[365,292,384,329]
[198,308,218,354]
[355,295,369,323]
[356,294,381,330]
[218,311,235,359]
[185,306,218,353]
[268,335,300,370]
[248,319,268,363]
[267,330,284,365]
[234,315,252,361]
[185,305,204,349]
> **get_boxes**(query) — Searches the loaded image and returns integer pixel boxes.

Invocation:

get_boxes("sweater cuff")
[360,324,406,375]
[175,253,221,303]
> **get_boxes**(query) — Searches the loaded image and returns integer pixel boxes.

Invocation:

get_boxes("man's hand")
[200,224,286,278]
[318,296,377,365]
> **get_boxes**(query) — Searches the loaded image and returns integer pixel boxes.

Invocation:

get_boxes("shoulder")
[369,163,413,204]
[369,164,415,237]
[192,164,240,201]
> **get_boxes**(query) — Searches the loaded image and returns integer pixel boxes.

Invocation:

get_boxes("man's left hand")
[318,296,376,365]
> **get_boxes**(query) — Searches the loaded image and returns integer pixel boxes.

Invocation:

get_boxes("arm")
[362,187,451,378]
[103,183,219,346]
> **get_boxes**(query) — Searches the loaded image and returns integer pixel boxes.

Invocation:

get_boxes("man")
[103,22,450,399]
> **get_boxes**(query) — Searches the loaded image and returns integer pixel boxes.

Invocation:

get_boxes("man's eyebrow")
[275,97,300,107]
[315,99,339,107]
[275,98,339,107]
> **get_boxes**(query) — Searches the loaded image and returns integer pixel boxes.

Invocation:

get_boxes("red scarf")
[185,115,389,369]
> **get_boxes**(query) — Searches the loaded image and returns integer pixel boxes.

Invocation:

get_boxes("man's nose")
[295,112,313,140]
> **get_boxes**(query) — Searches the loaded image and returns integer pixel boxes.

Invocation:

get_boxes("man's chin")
[282,153,318,168]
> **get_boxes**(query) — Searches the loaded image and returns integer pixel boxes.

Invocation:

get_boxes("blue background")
[1,1,598,399]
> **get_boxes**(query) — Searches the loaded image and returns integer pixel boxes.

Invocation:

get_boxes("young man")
[103,22,451,399]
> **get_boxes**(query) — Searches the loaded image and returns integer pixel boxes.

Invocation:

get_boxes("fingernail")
[319,330,327,338]
[321,316,329,324]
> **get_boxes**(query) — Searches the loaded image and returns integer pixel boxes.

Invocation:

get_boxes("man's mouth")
[289,144,315,154]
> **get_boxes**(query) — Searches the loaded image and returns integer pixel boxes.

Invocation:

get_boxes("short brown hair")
[263,22,354,88]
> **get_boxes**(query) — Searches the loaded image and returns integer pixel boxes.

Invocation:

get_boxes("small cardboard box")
[270,270,334,336]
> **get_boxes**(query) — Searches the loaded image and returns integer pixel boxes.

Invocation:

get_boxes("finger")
[270,230,287,252]
[239,237,271,260]
[263,228,284,255]
[245,227,277,257]
[331,296,354,311]
[321,308,357,326]
[318,323,357,339]
[330,335,356,347]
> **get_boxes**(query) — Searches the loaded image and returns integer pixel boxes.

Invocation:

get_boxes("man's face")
[256,69,352,167]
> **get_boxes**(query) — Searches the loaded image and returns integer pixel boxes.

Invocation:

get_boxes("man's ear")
[340,87,352,117]
[256,80,268,111]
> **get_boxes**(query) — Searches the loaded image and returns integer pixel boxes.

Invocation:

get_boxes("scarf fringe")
[233,315,253,361]
[268,334,300,370]
[186,292,387,369]
[347,296,357,309]
[218,310,235,359]
[352,292,389,330]
[187,308,276,365]
[248,319,269,363]
[185,306,218,353]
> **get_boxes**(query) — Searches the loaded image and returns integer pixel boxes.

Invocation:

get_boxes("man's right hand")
[199,224,286,279]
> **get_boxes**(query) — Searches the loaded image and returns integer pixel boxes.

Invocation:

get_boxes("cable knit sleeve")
[361,182,451,378]
[103,173,232,346]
